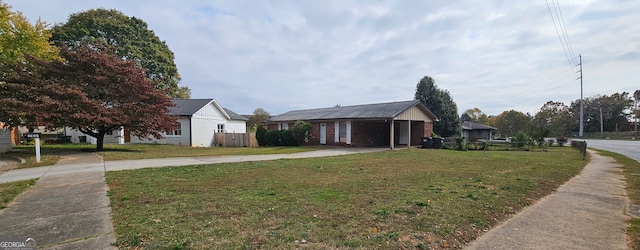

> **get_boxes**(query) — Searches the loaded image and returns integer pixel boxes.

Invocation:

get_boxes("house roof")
[270,100,437,122]
[462,121,496,130]
[223,108,249,121]
[170,99,213,116]
[170,99,247,121]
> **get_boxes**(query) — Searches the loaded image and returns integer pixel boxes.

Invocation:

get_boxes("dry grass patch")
[107,147,586,249]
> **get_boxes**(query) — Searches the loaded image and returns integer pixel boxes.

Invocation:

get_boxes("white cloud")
[5,0,639,117]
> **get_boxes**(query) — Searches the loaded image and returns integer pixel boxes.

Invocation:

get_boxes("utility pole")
[635,90,639,139]
[578,54,584,137]
[600,106,603,138]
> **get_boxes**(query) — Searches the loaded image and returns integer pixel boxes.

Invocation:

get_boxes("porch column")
[390,120,395,150]
[407,120,411,147]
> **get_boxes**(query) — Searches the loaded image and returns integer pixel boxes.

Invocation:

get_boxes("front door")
[320,123,327,144]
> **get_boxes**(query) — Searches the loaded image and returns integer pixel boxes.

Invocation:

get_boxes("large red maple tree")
[0,45,176,151]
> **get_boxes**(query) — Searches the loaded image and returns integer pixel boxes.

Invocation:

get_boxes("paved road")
[584,139,640,162]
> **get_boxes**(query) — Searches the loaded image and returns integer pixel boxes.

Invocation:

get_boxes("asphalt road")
[583,139,640,162]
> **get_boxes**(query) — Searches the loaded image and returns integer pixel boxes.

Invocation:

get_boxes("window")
[167,123,182,136]
[217,124,225,133]
[279,123,289,130]
[338,121,347,143]
[105,130,113,136]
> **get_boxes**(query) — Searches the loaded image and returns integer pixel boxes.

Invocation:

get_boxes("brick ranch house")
[267,100,438,149]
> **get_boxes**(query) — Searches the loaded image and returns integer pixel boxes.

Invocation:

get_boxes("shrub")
[264,130,280,146]
[256,125,267,146]
[292,120,313,145]
[455,137,466,151]
[281,130,297,146]
[514,131,532,149]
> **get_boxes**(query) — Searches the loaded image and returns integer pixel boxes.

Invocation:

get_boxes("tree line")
[413,75,639,140]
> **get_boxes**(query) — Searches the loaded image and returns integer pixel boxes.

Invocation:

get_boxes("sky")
[5,0,639,116]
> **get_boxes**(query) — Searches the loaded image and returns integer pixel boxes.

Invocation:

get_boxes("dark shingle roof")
[270,100,436,122]
[462,121,496,130]
[223,108,249,121]
[169,99,247,121]
[169,99,213,116]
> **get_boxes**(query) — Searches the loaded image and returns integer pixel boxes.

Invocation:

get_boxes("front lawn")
[0,179,37,209]
[107,147,586,249]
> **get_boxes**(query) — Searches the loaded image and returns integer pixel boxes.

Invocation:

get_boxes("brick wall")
[424,122,433,137]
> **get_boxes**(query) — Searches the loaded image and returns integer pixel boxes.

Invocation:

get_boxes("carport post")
[390,120,395,150]
[407,120,411,147]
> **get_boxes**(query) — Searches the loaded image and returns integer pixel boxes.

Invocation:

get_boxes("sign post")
[27,133,41,163]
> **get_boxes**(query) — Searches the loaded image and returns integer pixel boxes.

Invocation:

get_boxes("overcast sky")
[6,0,639,116]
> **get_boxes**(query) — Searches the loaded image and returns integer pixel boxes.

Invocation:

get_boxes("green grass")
[106,147,586,249]
[595,150,640,250]
[0,179,37,209]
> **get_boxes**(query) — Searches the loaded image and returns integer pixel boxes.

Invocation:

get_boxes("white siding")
[191,102,229,147]
[131,118,191,146]
[191,117,219,147]
[225,120,247,134]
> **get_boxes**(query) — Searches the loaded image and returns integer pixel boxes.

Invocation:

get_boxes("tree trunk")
[96,133,105,151]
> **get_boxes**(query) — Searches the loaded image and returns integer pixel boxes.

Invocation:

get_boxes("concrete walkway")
[0,153,116,250]
[465,150,630,249]
[0,147,384,249]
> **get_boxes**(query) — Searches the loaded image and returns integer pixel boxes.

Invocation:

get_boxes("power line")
[554,0,578,65]
[546,0,579,76]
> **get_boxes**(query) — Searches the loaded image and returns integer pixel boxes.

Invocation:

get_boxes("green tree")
[493,110,530,137]
[51,8,189,98]
[414,75,459,137]
[570,92,633,133]
[461,108,489,124]
[247,108,270,132]
[0,1,59,65]
[0,45,177,151]
[532,101,573,137]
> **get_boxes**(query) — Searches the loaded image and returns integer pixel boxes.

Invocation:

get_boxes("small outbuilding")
[461,121,496,142]
[268,100,438,149]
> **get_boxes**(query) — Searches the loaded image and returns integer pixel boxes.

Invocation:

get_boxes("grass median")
[106,147,585,249]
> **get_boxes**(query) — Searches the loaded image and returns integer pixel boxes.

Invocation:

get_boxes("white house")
[131,99,247,147]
